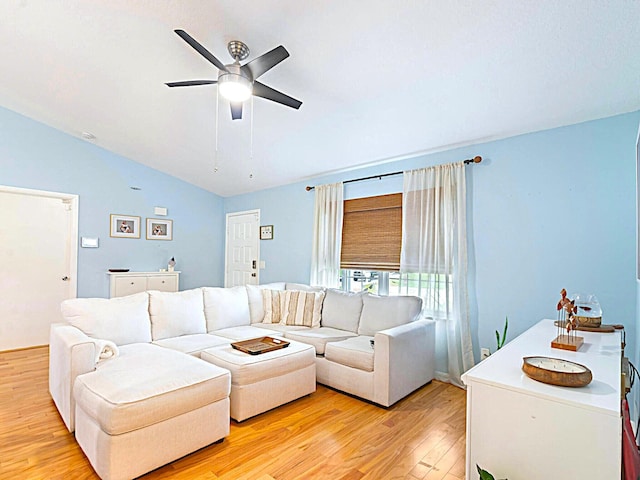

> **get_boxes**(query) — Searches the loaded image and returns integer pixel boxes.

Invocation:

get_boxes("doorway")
[0,186,78,351]
[225,209,260,287]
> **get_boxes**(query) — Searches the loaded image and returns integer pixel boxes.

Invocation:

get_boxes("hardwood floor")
[0,347,466,480]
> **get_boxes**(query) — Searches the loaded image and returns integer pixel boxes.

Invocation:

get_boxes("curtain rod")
[305,156,482,191]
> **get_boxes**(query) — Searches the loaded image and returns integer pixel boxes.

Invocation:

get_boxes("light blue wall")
[226,111,640,363]
[0,106,226,297]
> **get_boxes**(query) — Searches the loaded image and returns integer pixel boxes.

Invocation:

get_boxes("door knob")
[61,276,69,281]
[251,273,256,277]
[252,260,257,269]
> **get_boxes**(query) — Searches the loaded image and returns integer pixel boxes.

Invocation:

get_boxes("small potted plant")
[495,316,508,350]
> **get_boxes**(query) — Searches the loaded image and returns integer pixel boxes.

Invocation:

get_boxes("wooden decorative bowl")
[522,356,592,387]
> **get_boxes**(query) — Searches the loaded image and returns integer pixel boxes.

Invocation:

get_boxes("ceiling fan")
[166,29,302,120]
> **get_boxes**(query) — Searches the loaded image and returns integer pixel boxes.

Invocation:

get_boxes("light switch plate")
[81,237,99,248]
[154,207,168,216]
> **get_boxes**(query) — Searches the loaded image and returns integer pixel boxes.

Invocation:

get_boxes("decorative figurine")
[552,288,583,351]
[168,257,176,272]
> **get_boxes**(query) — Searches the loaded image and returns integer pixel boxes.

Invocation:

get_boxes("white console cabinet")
[462,319,622,480]
[107,271,180,298]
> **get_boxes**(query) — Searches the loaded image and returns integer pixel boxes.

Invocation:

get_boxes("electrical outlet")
[481,348,491,360]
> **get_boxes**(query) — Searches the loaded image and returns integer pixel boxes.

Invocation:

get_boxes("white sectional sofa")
[49,282,435,480]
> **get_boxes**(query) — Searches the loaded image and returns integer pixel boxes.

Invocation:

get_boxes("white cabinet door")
[113,276,147,297]
[147,275,178,292]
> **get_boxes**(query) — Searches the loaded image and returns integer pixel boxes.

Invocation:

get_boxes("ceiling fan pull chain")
[249,95,254,179]
[214,87,219,173]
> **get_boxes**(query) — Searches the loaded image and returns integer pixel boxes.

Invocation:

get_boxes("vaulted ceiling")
[1,1,639,196]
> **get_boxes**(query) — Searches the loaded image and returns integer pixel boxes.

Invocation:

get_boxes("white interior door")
[225,210,260,287]
[0,186,78,351]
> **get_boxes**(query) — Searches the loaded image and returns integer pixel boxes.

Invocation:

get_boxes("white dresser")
[462,319,622,480]
[107,271,180,298]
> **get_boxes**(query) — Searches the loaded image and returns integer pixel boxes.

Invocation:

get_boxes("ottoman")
[201,340,316,421]
[73,344,231,480]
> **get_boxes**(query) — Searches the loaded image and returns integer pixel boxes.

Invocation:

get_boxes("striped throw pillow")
[261,289,286,324]
[281,290,325,327]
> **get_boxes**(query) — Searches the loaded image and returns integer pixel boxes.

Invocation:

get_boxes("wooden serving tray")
[231,336,290,355]
[553,320,621,333]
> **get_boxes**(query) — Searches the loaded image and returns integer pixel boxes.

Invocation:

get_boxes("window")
[340,269,452,316]
[338,192,452,317]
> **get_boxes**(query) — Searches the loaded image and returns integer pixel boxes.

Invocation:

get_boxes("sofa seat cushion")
[324,336,375,372]
[61,292,151,345]
[203,286,250,331]
[246,282,286,324]
[73,343,230,436]
[256,323,310,334]
[149,289,206,340]
[284,328,357,355]
[153,333,230,356]
[213,325,283,341]
[357,294,422,336]
[201,340,315,386]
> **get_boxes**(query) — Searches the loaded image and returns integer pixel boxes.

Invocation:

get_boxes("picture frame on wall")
[110,214,141,239]
[146,218,173,240]
[260,225,274,240]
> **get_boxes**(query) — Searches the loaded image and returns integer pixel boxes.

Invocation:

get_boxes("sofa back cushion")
[246,282,286,323]
[61,292,151,345]
[282,290,325,327]
[285,283,325,293]
[202,286,250,331]
[148,289,206,340]
[320,289,364,333]
[357,294,423,336]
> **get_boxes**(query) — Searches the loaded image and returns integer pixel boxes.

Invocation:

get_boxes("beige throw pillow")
[262,289,287,324]
[281,290,325,327]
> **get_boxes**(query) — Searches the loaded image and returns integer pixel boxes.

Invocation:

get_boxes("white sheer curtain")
[401,162,474,387]
[310,182,344,288]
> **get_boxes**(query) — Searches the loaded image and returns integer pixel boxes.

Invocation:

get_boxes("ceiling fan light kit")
[218,67,252,102]
[167,30,302,120]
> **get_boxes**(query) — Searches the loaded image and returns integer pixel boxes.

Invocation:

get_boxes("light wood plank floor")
[0,347,466,480]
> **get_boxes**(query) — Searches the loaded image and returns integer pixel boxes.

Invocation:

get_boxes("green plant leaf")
[476,465,495,480]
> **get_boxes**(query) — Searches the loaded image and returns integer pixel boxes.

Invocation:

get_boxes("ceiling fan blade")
[174,29,229,73]
[230,102,243,120]
[241,45,289,80]
[252,81,302,110]
[165,80,217,87]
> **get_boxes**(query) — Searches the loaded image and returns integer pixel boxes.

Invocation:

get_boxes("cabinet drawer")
[113,276,147,297]
[147,275,178,292]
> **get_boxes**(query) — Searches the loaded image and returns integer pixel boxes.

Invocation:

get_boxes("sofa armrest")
[373,319,436,406]
[49,323,96,432]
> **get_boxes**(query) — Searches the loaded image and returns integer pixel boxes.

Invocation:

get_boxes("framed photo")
[146,218,173,240]
[260,225,274,240]
[110,214,141,239]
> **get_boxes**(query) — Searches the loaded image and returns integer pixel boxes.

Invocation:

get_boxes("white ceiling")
[1,1,639,197]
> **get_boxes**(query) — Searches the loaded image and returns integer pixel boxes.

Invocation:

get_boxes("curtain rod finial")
[464,156,482,165]
[306,185,314,191]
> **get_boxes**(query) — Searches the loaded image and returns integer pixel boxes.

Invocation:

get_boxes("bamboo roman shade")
[340,193,402,271]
